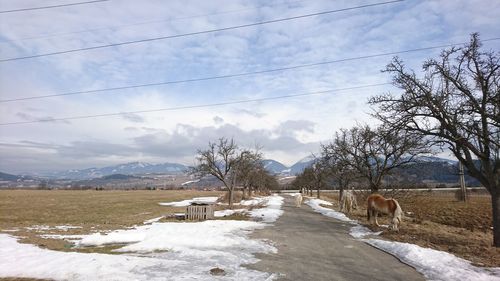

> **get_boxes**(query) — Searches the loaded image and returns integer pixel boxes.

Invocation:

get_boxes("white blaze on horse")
[366,194,403,231]
[295,193,303,207]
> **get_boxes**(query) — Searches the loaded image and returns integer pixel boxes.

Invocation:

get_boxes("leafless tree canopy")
[370,34,499,192]
[369,33,500,246]
[323,124,427,192]
[194,137,275,207]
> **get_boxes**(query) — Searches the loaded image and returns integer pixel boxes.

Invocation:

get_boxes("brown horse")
[367,194,402,231]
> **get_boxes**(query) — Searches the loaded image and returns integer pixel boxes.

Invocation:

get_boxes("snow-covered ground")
[158,196,219,207]
[0,195,284,281]
[306,198,500,281]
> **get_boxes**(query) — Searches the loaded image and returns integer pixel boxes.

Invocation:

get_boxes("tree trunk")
[242,186,247,200]
[316,186,320,198]
[492,189,500,247]
[228,188,234,209]
[339,187,344,205]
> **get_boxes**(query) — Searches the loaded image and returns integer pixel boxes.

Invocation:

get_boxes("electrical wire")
[0,0,309,44]
[0,0,108,14]
[0,0,403,62]
[2,37,499,103]
[0,83,390,126]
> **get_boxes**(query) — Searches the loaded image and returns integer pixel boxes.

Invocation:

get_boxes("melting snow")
[214,209,246,217]
[1,195,284,280]
[305,198,352,223]
[248,195,284,223]
[25,225,82,232]
[365,239,500,281]
[158,196,219,207]
[305,198,500,281]
[143,216,164,224]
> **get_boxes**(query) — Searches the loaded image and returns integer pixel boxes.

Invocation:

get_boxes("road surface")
[246,196,424,281]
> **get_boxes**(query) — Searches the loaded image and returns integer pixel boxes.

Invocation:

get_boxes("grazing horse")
[340,190,357,213]
[367,194,402,231]
[295,192,303,207]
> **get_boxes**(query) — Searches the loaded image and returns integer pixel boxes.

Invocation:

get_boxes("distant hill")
[101,174,140,180]
[262,159,288,174]
[0,172,23,181]
[38,162,189,180]
[289,156,316,175]
[393,159,480,186]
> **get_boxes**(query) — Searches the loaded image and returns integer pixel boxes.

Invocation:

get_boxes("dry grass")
[318,191,499,267]
[0,189,222,254]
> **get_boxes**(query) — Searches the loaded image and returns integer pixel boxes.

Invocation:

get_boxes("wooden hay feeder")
[186,202,215,221]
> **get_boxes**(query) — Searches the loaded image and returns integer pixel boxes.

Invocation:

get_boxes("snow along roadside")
[305,198,500,281]
[0,195,284,281]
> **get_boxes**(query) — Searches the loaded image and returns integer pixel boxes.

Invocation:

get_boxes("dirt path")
[246,196,425,281]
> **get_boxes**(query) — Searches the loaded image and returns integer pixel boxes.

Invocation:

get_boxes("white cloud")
[0,0,498,172]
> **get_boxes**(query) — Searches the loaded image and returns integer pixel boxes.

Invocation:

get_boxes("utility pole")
[458,162,467,202]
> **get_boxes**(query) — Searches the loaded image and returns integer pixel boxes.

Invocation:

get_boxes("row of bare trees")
[292,124,428,200]
[292,33,499,246]
[193,137,278,208]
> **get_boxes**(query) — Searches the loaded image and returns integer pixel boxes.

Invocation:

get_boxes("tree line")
[192,137,278,208]
[194,34,499,247]
[292,33,499,247]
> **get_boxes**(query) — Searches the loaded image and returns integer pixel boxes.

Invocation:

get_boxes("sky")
[0,0,499,174]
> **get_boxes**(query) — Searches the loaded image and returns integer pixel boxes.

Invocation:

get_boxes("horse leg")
[374,211,380,226]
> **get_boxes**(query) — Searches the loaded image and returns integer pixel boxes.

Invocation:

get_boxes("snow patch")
[305,198,352,222]
[214,209,246,217]
[1,195,285,281]
[306,198,500,281]
[25,225,82,232]
[365,239,500,281]
[159,196,219,207]
[248,195,284,223]
[143,216,164,224]
[181,179,200,186]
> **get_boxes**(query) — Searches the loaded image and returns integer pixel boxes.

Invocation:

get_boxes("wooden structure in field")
[186,202,215,220]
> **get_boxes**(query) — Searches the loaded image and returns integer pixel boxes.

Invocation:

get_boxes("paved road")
[246,196,425,281]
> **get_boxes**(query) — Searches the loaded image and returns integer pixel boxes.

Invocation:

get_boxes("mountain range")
[3,158,314,181]
[1,156,464,183]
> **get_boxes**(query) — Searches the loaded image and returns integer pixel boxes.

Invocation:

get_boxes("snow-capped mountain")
[414,156,458,165]
[261,159,288,174]
[289,156,316,175]
[38,162,188,180]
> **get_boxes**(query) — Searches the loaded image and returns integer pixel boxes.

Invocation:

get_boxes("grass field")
[2,189,499,273]
[0,190,223,254]
[320,190,500,267]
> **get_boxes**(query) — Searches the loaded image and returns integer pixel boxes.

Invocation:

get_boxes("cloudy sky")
[0,0,499,174]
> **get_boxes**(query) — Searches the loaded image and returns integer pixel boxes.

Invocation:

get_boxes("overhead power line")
[0,0,403,62]
[0,0,108,14]
[0,83,390,126]
[2,37,499,103]
[1,0,309,44]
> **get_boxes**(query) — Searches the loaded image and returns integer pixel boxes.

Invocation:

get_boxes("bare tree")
[237,149,264,198]
[369,33,500,246]
[321,143,358,203]
[291,167,314,196]
[194,138,251,208]
[329,124,427,192]
[310,157,329,198]
[249,166,279,194]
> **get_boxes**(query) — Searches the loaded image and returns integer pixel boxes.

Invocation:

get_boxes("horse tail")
[392,199,403,223]
[366,196,372,221]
